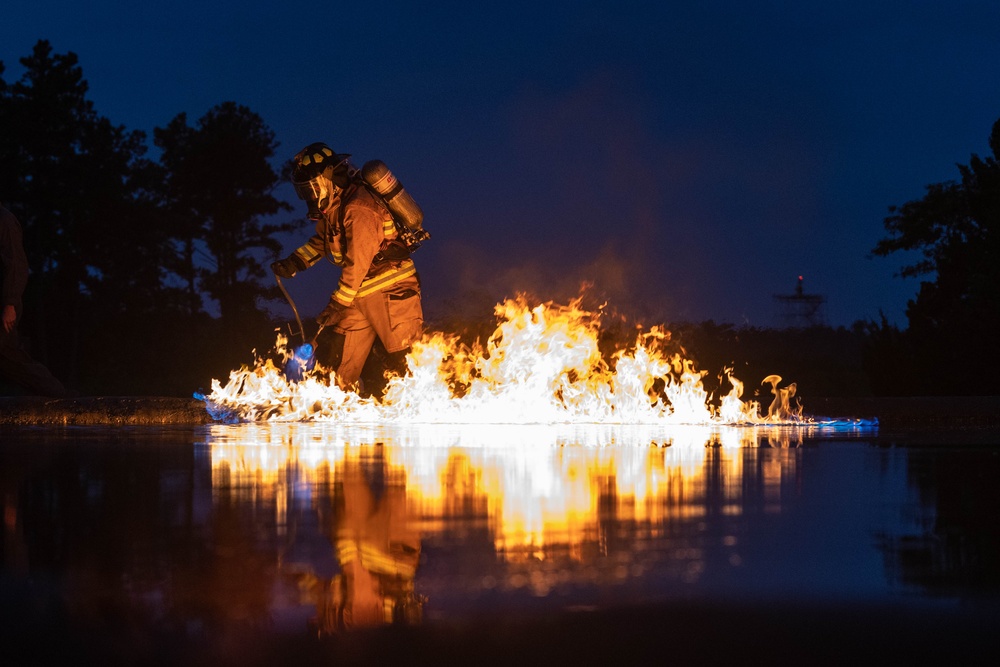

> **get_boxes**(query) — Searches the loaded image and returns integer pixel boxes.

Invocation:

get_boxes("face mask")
[294,175,340,220]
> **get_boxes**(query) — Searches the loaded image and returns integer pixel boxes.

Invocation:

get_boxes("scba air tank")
[361,160,424,230]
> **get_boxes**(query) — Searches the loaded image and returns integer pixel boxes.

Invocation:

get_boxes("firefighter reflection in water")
[310,448,423,634]
[272,143,423,395]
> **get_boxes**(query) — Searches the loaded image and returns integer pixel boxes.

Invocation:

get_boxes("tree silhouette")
[0,40,165,387]
[154,103,297,346]
[1,42,305,395]
[873,117,1000,395]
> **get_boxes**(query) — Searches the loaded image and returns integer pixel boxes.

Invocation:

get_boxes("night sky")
[4,1,1000,328]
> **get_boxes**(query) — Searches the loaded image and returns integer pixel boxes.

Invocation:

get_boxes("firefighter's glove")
[272,255,307,279]
[316,299,348,328]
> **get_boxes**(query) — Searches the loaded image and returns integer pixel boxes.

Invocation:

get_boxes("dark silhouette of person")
[0,202,68,397]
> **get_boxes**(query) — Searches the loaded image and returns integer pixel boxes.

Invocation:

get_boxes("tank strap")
[368,239,411,276]
[355,177,405,234]
[322,198,348,266]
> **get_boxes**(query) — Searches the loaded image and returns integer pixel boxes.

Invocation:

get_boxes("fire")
[202,295,803,425]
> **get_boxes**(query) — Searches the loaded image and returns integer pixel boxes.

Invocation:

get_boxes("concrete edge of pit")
[0,396,215,426]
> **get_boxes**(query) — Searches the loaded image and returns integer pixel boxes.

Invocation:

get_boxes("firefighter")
[0,202,68,397]
[271,143,423,392]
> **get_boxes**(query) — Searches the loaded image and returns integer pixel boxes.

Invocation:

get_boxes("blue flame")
[284,343,315,382]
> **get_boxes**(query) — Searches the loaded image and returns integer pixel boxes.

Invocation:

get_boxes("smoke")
[418,71,707,326]
[423,234,680,328]
[419,62,831,327]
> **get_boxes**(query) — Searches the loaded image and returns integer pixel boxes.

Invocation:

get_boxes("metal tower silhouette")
[773,276,826,328]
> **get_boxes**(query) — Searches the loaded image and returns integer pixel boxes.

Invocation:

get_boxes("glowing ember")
[201,296,804,425]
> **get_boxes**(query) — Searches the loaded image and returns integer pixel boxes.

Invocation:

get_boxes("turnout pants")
[319,276,423,390]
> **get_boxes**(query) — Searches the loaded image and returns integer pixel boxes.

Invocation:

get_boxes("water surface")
[2,422,997,662]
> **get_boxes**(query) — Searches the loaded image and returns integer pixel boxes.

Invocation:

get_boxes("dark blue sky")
[4,1,1000,328]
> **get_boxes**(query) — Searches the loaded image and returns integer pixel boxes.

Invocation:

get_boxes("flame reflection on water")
[204,421,875,614]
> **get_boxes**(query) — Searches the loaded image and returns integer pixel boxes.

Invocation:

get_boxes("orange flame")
[204,296,804,425]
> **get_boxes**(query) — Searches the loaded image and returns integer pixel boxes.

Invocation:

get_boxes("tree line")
[1,41,303,396]
[2,40,998,397]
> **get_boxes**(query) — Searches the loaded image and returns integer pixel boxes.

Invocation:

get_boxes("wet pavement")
[1,399,999,665]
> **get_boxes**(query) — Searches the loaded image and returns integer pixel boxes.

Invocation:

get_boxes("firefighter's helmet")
[292,142,351,220]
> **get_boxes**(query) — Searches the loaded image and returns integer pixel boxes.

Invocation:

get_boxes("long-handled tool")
[275,273,306,345]
[274,272,319,380]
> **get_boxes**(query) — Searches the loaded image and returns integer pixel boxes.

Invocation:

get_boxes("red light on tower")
[775,276,826,327]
